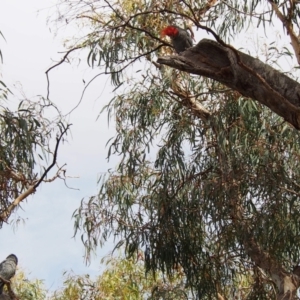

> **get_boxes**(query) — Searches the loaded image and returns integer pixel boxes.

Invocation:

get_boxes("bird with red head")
[161,25,193,53]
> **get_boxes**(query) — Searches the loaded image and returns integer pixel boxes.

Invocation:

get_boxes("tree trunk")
[158,39,300,298]
[157,39,300,130]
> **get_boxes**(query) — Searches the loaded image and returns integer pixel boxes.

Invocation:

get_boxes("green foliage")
[51,253,187,300]
[53,0,300,298]
[0,260,188,300]
[8,269,46,300]
[0,26,69,225]
[0,97,67,225]
[0,29,5,63]
[0,80,11,101]
[76,91,298,299]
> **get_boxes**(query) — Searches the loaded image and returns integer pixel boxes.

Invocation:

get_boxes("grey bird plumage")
[171,26,193,53]
[0,254,18,294]
[161,25,193,53]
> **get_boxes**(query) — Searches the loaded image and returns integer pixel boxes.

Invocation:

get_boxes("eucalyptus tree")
[53,0,300,299]
[51,252,188,300]
[0,29,70,226]
[9,269,45,300]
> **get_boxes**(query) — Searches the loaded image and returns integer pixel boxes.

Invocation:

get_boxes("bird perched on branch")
[161,25,194,53]
[0,254,18,294]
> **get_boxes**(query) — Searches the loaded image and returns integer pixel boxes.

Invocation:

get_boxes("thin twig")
[34,124,71,189]
[45,46,83,99]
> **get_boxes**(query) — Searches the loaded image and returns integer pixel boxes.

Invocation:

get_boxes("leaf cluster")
[0,96,67,225]
[51,253,188,300]
[74,82,300,298]
[52,0,300,298]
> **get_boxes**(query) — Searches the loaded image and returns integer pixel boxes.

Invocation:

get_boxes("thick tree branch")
[157,39,300,130]
[226,194,300,299]
[217,293,226,300]
[268,0,300,65]
[169,72,211,121]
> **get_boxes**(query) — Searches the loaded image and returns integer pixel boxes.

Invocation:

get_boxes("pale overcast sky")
[0,0,117,291]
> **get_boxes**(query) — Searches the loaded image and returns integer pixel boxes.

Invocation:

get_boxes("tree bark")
[158,39,300,298]
[157,39,300,130]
